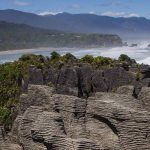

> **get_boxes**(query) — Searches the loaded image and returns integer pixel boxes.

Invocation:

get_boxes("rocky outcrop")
[129,64,150,98]
[130,44,138,47]
[140,65,150,79]
[3,85,150,150]
[116,85,134,96]
[138,87,150,111]
[0,126,22,150]
[28,64,136,98]
[88,92,150,150]
[28,65,44,85]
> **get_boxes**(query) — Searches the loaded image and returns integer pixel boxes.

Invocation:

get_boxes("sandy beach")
[0,47,63,55]
[0,45,150,65]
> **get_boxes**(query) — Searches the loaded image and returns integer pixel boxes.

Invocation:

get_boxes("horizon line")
[0,8,147,19]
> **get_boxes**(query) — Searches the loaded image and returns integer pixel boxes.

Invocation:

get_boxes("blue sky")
[1,0,150,18]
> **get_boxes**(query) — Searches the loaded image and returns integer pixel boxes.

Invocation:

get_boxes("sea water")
[0,41,150,64]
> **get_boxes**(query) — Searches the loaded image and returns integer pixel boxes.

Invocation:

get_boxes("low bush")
[81,55,94,64]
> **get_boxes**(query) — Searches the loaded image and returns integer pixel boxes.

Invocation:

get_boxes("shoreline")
[0,46,150,65]
[0,47,87,56]
[0,46,114,56]
[0,47,69,55]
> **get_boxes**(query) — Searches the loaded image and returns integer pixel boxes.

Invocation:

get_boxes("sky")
[0,0,150,18]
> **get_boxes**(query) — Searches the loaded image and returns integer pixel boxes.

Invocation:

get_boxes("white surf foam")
[137,57,150,65]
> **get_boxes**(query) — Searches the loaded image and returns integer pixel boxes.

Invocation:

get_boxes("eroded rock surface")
[2,85,150,150]
[28,64,136,98]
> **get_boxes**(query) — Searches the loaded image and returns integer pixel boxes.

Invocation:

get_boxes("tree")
[119,54,131,62]
[81,55,94,64]
[62,53,76,62]
[51,51,60,60]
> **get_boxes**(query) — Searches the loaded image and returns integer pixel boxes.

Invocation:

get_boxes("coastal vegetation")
[0,52,136,128]
[0,21,122,51]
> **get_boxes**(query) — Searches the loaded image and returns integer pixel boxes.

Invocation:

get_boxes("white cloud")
[101,11,140,18]
[89,11,95,14]
[71,4,80,9]
[38,11,63,16]
[14,1,30,6]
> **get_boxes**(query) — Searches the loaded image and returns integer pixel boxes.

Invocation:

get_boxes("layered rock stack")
[28,64,136,98]
[1,84,150,150]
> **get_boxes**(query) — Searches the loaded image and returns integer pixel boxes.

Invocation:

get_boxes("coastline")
[0,46,115,56]
[0,47,69,55]
[0,46,150,65]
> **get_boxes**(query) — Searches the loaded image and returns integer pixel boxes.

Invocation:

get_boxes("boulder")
[122,42,128,46]
[28,65,44,85]
[138,87,150,111]
[103,67,135,91]
[116,85,134,96]
[91,70,108,92]
[19,85,55,115]
[140,64,150,79]
[27,65,136,98]
[0,125,22,150]
[130,43,138,47]
[6,85,150,150]
[56,66,79,96]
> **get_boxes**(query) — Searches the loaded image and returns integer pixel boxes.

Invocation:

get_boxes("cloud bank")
[38,11,63,16]
[101,11,140,18]
[14,1,30,6]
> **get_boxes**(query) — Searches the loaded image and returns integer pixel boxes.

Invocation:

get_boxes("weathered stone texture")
[138,87,150,111]
[87,92,150,150]
[27,64,136,98]
[2,85,148,150]
[28,65,44,85]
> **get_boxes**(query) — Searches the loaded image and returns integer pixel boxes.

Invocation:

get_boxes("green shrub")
[62,53,76,62]
[93,56,114,67]
[0,107,11,124]
[47,82,54,87]
[81,55,94,64]
[19,54,33,61]
[51,51,60,60]
[119,54,131,63]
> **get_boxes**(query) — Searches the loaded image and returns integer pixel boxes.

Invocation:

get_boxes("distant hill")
[0,9,150,39]
[0,21,122,51]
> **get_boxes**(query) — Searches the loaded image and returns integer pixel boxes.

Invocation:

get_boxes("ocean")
[0,41,150,65]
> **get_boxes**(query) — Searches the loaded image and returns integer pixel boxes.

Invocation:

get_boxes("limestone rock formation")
[87,92,150,150]
[1,84,150,150]
[28,65,44,85]
[116,85,134,95]
[138,87,150,111]
[28,64,136,98]
[0,126,22,150]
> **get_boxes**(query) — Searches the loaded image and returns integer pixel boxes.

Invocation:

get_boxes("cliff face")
[28,64,136,98]
[1,59,150,149]
[1,84,150,150]
[27,62,150,99]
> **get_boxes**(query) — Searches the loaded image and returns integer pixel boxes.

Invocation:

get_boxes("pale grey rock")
[56,66,79,96]
[116,85,134,96]
[3,85,150,150]
[87,92,150,150]
[28,65,44,85]
[138,87,150,111]
[0,125,23,150]
[19,85,55,114]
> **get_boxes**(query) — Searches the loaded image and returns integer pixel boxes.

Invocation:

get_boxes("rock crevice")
[1,84,150,149]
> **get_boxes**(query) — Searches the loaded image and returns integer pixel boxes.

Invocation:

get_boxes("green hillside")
[0,21,122,51]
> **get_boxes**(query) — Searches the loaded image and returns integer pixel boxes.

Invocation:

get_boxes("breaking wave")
[0,41,150,65]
